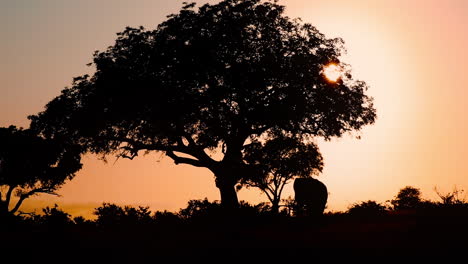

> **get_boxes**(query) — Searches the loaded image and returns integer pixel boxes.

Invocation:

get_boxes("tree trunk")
[214,169,240,210]
[218,181,239,209]
[0,201,11,223]
[271,200,280,215]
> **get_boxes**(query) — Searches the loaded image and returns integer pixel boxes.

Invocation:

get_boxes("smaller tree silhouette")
[0,126,82,218]
[241,137,323,214]
[390,186,422,211]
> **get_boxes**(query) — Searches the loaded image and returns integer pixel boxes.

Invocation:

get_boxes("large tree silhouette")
[30,0,376,210]
[0,126,82,217]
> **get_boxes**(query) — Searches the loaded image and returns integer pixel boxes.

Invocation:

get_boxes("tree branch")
[265,184,276,198]
[181,134,217,167]
[110,135,218,169]
[109,136,185,153]
[10,195,27,215]
[263,189,273,204]
[9,188,57,214]
[277,180,288,204]
[166,150,205,167]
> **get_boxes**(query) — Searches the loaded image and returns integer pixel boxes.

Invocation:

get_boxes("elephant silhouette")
[293,177,328,217]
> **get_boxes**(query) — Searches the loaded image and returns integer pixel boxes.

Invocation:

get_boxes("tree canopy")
[30,0,376,209]
[0,126,82,217]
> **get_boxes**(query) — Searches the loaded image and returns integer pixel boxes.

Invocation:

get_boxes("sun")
[323,63,341,83]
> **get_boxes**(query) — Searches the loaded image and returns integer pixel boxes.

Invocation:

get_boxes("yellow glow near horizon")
[323,63,341,82]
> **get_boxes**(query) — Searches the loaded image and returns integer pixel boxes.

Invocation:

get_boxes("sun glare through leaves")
[323,63,341,83]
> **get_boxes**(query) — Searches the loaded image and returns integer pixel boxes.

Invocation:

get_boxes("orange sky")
[2,0,468,218]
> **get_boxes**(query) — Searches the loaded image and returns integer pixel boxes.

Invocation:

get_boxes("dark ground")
[2,210,467,262]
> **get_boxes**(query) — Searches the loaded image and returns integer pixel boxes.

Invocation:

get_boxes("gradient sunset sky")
[2,0,468,218]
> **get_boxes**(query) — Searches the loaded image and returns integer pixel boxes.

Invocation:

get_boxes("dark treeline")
[2,186,467,257]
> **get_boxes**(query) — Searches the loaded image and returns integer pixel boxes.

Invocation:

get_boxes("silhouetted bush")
[281,196,296,216]
[237,201,280,219]
[178,198,224,223]
[434,186,468,208]
[153,210,181,226]
[38,204,74,230]
[94,203,154,228]
[347,200,389,217]
[250,202,275,216]
[176,198,283,227]
[390,186,423,211]
[73,216,95,228]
